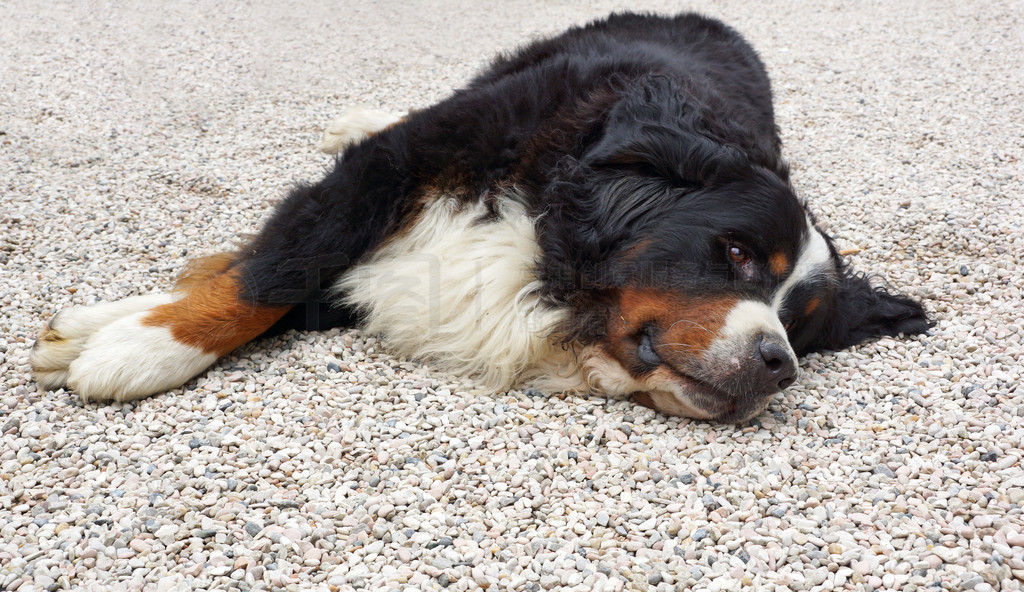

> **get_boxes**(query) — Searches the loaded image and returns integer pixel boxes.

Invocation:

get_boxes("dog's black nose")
[757,335,797,391]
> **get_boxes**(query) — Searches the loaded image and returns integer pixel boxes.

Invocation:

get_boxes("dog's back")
[31,13,929,420]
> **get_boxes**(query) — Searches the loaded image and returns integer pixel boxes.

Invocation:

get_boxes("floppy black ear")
[814,271,933,352]
[582,75,750,186]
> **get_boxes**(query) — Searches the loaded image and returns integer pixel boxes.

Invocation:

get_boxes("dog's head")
[543,77,931,422]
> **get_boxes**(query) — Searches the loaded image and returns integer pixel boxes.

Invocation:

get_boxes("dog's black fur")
[243,12,929,355]
[32,12,932,416]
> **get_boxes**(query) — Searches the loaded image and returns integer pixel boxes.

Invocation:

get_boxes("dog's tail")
[30,252,290,402]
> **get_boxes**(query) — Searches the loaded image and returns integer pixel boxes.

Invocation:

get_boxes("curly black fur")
[240,11,930,355]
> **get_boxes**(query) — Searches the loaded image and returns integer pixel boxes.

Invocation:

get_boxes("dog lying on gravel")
[31,12,930,422]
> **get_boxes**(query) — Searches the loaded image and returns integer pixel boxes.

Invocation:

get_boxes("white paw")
[31,294,217,402]
[67,312,217,402]
[317,107,403,154]
[31,294,174,392]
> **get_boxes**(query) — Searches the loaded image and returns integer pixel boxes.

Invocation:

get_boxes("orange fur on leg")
[144,259,290,356]
[173,252,239,291]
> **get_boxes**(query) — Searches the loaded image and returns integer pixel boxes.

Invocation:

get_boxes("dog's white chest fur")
[335,196,587,390]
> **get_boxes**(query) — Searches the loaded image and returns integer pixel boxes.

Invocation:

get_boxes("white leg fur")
[67,312,217,402]
[31,294,217,402]
[317,107,404,154]
[31,294,175,392]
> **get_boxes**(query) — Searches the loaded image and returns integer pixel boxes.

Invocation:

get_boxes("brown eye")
[727,244,750,265]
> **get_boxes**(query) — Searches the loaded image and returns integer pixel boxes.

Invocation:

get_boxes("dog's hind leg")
[34,113,423,401]
[317,107,404,154]
[31,254,290,402]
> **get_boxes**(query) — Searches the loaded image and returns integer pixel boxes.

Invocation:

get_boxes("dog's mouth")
[632,364,778,422]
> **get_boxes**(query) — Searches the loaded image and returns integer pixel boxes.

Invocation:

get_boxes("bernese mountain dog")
[31,13,931,422]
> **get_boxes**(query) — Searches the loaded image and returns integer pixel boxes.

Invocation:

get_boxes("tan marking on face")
[769,251,790,276]
[143,266,289,356]
[612,288,738,367]
[804,297,821,316]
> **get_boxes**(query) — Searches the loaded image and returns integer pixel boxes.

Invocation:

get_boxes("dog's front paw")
[31,295,173,393]
[317,107,404,154]
[31,294,216,402]
[66,311,217,402]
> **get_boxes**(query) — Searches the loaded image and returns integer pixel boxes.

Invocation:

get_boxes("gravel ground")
[2,1,1023,591]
